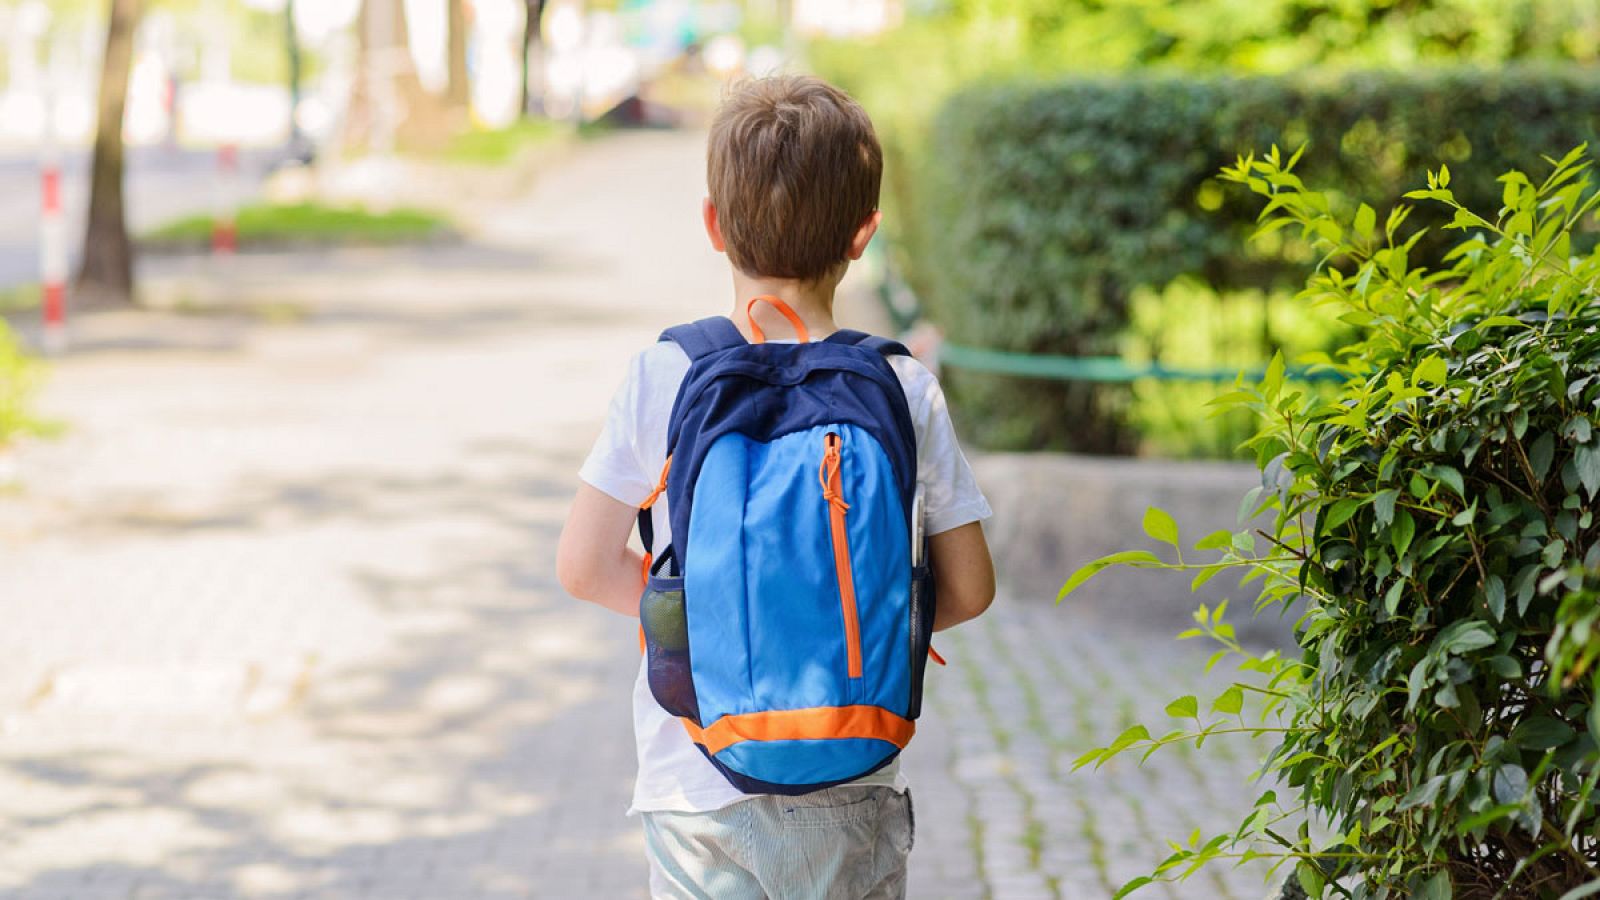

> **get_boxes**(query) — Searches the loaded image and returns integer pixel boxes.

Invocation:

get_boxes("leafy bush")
[1064,147,1600,898]
[1125,281,1351,459]
[914,69,1600,452]
[817,1,1600,88]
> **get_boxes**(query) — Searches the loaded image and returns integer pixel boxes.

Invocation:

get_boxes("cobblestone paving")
[0,131,1285,899]
[908,609,1282,900]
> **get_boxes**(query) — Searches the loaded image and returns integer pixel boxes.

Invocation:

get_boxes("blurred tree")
[912,0,1600,71]
[446,0,470,110]
[285,0,306,153]
[343,0,453,151]
[520,0,547,116]
[76,0,145,308]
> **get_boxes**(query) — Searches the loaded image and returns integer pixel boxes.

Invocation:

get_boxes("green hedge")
[914,67,1600,452]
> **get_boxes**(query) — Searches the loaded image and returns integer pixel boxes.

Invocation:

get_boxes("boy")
[557,75,996,899]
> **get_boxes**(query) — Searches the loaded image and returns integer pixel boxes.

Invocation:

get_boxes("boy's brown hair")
[707,75,883,282]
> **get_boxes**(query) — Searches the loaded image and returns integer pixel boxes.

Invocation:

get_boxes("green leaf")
[1407,659,1430,712]
[1374,489,1400,527]
[1428,465,1466,499]
[1417,868,1453,900]
[1296,861,1326,897]
[1577,444,1600,498]
[1512,716,1576,750]
[1165,695,1199,719]
[1354,202,1376,240]
[1413,355,1448,387]
[1212,686,1244,715]
[1484,575,1506,621]
[1456,803,1523,834]
[1399,774,1448,810]
[1143,507,1181,549]
[1590,687,1600,747]
[1384,578,1406,617]
[1557,883,1600,900]
[1392,508,1416,557]
[1108,724,1151,753]
[1489,655,1522,679]
[1322,497,1362,531]
[1530,433,1556,482]
[1493,763,1529,805]
[1262,351,1286,401]
[1438,620,1496,655]
[1059,551,1164,601]
[1112,876,1155,900]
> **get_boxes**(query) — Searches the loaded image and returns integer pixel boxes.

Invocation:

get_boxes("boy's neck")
[728,270,840,341]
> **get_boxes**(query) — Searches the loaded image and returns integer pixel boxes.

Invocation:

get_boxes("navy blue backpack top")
[635,296,940,796]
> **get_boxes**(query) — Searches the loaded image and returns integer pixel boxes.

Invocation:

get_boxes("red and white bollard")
[212,142,238,255]
[39,153,67,354]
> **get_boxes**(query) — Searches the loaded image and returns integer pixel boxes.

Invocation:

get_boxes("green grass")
[0,318,52,450]
[439,118,566,166]
[145,202,451,248]
[0,284,40,313]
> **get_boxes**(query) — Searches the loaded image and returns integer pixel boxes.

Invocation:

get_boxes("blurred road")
[0,146,276,291]
[0,130,1275,899]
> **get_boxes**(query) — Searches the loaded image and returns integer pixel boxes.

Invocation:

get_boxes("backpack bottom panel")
[707,738,902,795]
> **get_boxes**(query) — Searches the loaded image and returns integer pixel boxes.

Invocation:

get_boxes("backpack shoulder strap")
[827,328,913,358]
[660,316,746,361]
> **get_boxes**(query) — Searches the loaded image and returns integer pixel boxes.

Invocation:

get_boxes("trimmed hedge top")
[911,67,1600,452]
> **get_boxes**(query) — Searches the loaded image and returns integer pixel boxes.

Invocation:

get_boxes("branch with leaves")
[1060,145,1600,900]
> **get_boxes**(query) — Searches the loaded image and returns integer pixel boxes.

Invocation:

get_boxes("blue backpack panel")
[635,309,937,795]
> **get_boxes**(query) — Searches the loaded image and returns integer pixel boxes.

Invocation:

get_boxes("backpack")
[636,297,938,796]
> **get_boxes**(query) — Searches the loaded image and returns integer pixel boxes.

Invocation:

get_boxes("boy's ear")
[703,198,727,253]
[846,210,883,261]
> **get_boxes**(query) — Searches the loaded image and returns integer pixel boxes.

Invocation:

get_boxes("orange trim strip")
[821,434,862,679]
[746,295,810,344]
[681,706,914,756]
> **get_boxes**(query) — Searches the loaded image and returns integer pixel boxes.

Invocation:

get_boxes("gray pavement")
[0,130,1281,899]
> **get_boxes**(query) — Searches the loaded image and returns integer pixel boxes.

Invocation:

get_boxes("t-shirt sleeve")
[578,350,656,507]
[903,361,993,536]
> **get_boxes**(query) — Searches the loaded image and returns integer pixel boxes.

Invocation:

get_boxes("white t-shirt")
[579,333,993,815]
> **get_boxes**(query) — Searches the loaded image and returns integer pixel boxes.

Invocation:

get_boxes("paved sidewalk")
[0,131,1279,899]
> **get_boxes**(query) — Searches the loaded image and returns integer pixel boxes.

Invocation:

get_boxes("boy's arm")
[929,521,995,631]
[557,483,646,617]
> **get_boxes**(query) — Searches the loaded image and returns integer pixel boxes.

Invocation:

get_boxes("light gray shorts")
[641,786,914,899]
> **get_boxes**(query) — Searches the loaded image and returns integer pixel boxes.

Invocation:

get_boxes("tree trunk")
[521,0,546,117]
[446,0,470,110]
[76,0,144,308]
[343,0,453,153]
[285,0,306,152]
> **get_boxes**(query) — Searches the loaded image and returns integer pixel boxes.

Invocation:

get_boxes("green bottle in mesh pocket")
[641,575,699,719]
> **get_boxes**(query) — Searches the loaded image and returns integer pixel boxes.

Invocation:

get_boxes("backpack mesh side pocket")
[641,575,700,721]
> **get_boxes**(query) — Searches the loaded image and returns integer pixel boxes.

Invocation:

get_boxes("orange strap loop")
[641,456,672,510]
[746,295,810,344]
[928,645,947,666]
[817,435,849,512]
[681,706,915,756]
